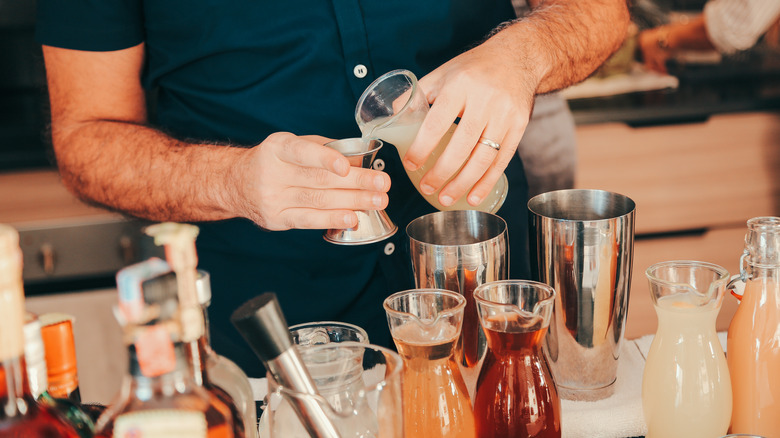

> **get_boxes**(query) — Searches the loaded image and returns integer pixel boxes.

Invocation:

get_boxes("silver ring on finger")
[478,137,501,152]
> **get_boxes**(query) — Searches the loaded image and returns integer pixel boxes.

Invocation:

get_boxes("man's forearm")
[495,0,630,94]
[54,120,246,223]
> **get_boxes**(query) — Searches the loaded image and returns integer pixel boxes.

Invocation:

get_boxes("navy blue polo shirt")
[37,0,530,376]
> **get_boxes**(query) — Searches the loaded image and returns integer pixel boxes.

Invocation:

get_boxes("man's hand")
[402,0,629,208]
[43,44,389,231]
[232,133,390,231]
[639,27,673,74]
[410,39,539,208]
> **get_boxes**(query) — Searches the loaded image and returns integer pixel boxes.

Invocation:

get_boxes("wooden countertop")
[0,169,118,226]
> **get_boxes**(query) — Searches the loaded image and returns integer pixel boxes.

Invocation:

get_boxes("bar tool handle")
[231,293,341,438]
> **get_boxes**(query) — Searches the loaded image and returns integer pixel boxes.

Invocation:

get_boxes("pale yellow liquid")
[642,296,732,438]
[361,120,507,212]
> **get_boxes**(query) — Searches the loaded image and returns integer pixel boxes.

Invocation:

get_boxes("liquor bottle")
[198,271,258,438]
[147,222,253,438]
[0,224,81,437]
[24,313,96,438]
[39,312,81,402]
[95,260,236,438]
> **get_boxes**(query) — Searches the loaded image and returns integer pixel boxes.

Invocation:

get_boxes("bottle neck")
[0,356,35,417]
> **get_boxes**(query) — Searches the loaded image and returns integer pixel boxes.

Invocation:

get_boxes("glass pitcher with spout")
[258,321,370,437]
[642,261,732,438]
[355,69,508,213]
[727,217,780,435]
[473,280,560,438]
[383,289,475,438]
[264,343,402,438]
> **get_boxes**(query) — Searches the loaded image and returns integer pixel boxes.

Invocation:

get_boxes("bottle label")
[135,325,176,377]
[116,258,171,323]
[113,410,207,438]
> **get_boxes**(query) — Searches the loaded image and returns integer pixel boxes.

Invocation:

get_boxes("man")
[36,0,628,374]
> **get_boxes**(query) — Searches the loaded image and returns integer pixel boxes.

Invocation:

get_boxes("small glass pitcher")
[355,69,508,213]
[258,322,372,438]
[383,289,475,438]
[642,261,732,438]
[264,343,402,438]
[473,280,560,438]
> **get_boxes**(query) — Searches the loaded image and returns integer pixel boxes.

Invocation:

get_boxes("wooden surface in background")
[576,111,780,339]
[626,227,745,339]
[575,112,780,235]
[0,169,115,225]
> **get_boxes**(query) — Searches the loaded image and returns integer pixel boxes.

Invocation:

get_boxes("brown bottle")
[146,222,250,437]
[95,262,236,438]
[0,224,81,438]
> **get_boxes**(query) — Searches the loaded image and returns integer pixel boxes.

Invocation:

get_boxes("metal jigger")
[323,138,397,245]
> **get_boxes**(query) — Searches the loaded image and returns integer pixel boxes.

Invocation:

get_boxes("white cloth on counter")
[560,340,648,438]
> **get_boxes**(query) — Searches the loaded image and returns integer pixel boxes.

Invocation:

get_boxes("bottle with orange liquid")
[384,289,476,438]
[0,224,80,438]
[146,222,253,438]
[95,260,236,438]
[473,280,560,438]
[727,217,780,435]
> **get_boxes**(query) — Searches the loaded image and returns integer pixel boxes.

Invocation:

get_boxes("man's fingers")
[275,208,360,230]
[283,187,389,211]
[289,166,390,192]
[403,91,463,171]
[467,122,525,206]
[269,132,351,176]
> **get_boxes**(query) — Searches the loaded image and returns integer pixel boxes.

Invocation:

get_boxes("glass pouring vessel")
[264,343,403,438]
[383,289,475,438]
[355,69,508,213]
[473,280,560,438]
[642,260,732,438]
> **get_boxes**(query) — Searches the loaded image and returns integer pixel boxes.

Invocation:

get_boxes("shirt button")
[372,159,385,171]
[353,64,368,78]
[383,242,395,255]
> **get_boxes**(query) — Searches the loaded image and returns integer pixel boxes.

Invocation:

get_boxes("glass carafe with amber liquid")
[473,280,560,438]
[96,261,237,438]
[642,261,732,438]
[356,69,508,213]
[727,217,780,435]
[383,289,475,438]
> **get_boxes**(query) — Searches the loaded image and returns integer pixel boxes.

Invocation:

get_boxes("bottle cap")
[39,313,79,399]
